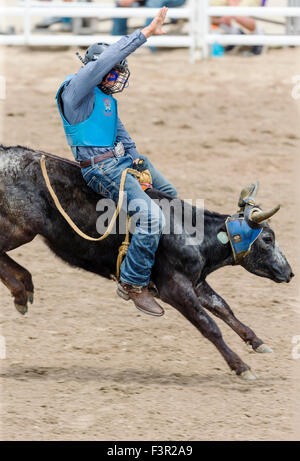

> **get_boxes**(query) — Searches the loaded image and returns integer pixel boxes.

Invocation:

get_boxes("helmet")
[83,42,110,65]
[79,42,130,95]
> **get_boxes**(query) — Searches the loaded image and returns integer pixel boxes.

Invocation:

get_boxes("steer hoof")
[27,291,34,304]
[239,370,257,381]
[15,303,28,315]
[255,343,273,353]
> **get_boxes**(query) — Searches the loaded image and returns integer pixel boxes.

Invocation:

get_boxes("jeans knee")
[140,203,165,235]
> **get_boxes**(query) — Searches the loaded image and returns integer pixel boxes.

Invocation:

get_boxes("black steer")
[0,145,294,379]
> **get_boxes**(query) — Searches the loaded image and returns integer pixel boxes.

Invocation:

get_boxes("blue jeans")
[81,153,177,286]
[111,0,186,36]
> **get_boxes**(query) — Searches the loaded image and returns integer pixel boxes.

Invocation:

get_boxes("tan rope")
[40,155,144,241]
[40,155,146,277]
[116,216,131,280]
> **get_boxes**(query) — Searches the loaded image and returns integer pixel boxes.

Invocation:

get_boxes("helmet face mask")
[78,42,130,95]
[99,65,130,95]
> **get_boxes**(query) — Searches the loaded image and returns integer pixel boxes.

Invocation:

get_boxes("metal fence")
[0,0,300,61]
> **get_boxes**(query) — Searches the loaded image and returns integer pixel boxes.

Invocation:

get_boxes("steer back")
[0,144,126,278]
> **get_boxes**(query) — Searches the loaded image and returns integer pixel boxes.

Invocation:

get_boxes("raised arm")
[62,7,168,111]
[64,30,147,109]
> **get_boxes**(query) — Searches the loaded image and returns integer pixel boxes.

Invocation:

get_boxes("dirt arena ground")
[0,39,300,441]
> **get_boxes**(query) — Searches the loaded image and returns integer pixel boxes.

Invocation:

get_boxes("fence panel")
[0,1,300,60]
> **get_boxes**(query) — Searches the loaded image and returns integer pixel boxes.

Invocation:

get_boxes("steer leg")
[157,272,256,379]
[195,281,272,353]
[0,253,34,315]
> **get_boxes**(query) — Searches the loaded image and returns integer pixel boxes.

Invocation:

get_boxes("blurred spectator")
[35,0,72,31]
[111,0,186,36]
[211,0,265,55]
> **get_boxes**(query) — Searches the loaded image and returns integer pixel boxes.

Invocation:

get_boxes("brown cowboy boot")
[116,281,164,317]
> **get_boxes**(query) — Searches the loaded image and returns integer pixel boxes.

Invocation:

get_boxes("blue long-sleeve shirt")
[60,29,147,161]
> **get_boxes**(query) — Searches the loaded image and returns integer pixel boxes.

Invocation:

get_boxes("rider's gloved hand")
[132,158,145,172]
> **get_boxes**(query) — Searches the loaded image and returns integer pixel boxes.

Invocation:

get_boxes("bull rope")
[40,154,147,279]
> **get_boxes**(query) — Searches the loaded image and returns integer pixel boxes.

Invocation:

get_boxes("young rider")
[56,7,177,317]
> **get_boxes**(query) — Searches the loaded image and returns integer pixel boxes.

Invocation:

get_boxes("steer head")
[226,182,294,283]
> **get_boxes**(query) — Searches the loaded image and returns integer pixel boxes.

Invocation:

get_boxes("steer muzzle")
[286,270,295,283]
[241,237,295,284]
[272,260,295,284]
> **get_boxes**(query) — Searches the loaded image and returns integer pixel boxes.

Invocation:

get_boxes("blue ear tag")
[225,216,263,263]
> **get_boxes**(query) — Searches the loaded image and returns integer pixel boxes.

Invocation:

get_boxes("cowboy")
[56,7,177,317]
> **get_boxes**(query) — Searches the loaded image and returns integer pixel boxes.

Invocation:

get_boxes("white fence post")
[188,0,197,63]
[198,0,210,59]
[24,0,32,46]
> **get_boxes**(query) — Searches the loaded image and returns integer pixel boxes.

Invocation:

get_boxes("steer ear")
[218,223,227,233]
[238,181,259,209]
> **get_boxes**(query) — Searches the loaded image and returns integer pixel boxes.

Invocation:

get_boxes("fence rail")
[0,4,192,18]
[207,6,300,17]
[0,1,300,61]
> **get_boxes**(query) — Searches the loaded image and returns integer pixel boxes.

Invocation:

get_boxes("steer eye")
[262,236,273,244]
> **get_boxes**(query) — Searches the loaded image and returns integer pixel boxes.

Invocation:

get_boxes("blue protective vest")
[56,75,118,157]
[225,215,263,263]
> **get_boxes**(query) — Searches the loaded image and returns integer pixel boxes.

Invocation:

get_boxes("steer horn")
[238,181,259,209]
[249,204,281,224]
